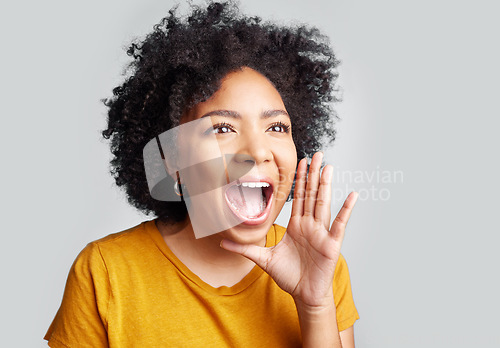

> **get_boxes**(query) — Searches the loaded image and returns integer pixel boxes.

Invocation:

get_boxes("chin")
[220,221,274,246]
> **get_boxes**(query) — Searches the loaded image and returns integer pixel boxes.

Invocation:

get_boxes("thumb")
[220,239,271,270]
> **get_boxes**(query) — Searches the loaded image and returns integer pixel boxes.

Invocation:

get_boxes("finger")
[303,152,324,216]
[291,158,308,218]
[329,191,359,243]
[314,164,333,228]
[220,239,272,271]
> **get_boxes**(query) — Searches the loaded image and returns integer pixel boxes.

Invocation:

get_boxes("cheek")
[275,141,298,188]
[176,141,228,196]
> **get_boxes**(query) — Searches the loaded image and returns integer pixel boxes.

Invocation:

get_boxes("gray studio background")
[1,0,499,346]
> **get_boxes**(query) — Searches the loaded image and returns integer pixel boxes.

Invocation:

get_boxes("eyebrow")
[200,109,290,119]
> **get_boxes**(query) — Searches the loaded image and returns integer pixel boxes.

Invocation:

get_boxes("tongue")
[226,186,266,218]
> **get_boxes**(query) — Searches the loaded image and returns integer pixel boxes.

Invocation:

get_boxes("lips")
[224,177,274,225]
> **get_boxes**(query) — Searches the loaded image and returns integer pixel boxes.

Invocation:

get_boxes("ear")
[155,135,180,181]
[143,135,182,202]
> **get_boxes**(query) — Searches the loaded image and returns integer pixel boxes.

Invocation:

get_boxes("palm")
[222,152,358,307]
[269,216,339,304]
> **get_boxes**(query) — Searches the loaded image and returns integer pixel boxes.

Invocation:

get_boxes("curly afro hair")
[102,1,341,223]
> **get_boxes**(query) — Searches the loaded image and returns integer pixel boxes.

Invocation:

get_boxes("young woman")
[45,2,359,347]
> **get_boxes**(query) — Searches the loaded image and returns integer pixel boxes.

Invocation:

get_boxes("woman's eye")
[211,123,235,134]
[215,126,231,133]
[270,125,284,132]
[267,122,290,133]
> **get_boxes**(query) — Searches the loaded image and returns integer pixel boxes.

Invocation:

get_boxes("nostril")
[225,154,256,183]
[233,153,255,163]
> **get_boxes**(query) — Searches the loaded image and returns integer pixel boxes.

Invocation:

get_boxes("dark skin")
[157,68,358,347]
[103,2,354,345]
[102,1,340,225]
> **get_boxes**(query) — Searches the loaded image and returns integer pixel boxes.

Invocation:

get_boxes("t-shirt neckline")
[143,219,276,296]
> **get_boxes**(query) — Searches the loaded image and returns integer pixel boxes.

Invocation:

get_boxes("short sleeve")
[333,254,359,332]
[44,242,110,347]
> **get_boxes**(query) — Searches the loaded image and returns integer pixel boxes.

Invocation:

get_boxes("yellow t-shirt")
[45,220,359,347]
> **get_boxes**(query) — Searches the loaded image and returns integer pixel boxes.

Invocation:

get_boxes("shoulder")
[91,221,149,245]
[82,221,150,253]
[73,221,153,271]
[335,253,348,274]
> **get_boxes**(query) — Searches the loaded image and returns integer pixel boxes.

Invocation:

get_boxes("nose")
[233,131,273,165]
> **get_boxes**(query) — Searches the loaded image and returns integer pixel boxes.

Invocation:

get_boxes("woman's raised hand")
[221,152,358,308]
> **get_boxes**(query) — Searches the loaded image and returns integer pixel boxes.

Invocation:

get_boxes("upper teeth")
[238,182,270,188]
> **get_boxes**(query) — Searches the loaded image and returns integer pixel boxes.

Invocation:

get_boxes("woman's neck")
[156,219,266,287]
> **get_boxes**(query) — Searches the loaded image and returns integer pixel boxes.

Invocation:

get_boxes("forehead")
[184,67,286,121]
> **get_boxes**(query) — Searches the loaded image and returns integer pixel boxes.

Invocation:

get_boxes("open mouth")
[224,180,274,224]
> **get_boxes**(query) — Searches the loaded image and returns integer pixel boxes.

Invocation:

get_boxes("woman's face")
[179,67,297,244]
